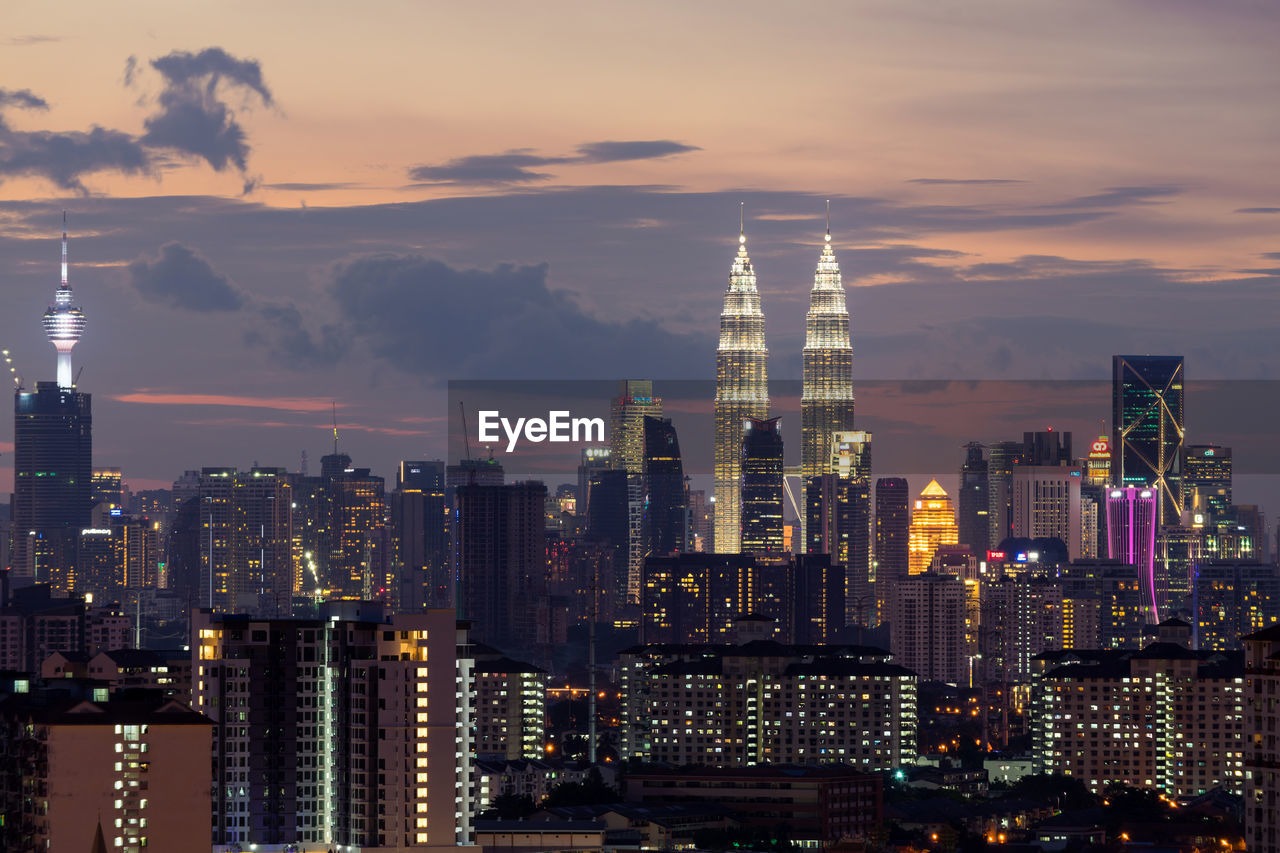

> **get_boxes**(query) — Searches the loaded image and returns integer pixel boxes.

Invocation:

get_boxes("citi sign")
[477,410,606,453]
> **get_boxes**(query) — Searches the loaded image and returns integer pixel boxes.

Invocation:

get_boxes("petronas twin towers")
[713,205,855,552]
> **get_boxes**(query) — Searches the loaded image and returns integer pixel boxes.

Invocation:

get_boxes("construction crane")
[2,348,24,389]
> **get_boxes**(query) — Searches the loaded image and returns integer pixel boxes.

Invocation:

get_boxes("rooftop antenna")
[331,401,339,455]
[739,201,745,244]
[61,210,68,287]
[825,199,831,241]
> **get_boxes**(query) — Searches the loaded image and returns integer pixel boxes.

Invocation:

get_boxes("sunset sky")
[2,1,1278,495]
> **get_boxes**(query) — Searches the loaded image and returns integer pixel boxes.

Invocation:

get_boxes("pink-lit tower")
[42,212,86,388]
[1106,486,1159,624]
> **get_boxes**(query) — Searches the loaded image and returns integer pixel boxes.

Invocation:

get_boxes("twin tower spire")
[713,202,855,553]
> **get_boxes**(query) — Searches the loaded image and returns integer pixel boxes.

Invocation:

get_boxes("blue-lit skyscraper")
[1113,355,1184,526]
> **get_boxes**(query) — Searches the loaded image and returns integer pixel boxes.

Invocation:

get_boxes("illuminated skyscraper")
[610,381,662,474]
[714,209,769,553]
[908,480,959,575]
[12,218,92,584]
[741,417,785,555]
[806,431,873,625]
[1184,444,1232,523]
[1113,355,1185,525]
[1106,486,1159,624]
[987,440,1022,547]
[801,207,855,485]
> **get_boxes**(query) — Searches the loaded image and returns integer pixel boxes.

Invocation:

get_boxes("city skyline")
[1,3,1279,491]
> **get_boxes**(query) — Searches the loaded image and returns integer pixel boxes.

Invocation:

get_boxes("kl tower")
[43,212,86,388]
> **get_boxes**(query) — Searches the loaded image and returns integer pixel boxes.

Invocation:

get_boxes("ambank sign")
[477,410,606,453]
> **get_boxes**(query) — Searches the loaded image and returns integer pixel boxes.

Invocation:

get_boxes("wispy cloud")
[908,178,1024,186]
[114,391,341,413]
[408,139,699,186]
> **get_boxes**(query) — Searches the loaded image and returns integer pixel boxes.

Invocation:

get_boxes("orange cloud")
[114,391,340,413]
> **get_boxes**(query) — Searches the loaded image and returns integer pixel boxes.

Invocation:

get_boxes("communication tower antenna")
[331,401,339,455]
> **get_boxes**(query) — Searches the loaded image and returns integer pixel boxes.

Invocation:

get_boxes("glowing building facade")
[1106,486,1159,624]
[908,480,960,575]
[1113,355,1185,526]
[714,216,769,553]
[801,213,855,487]
[740,417,785,555]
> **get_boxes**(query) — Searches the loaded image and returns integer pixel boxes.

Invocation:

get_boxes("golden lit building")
[908,480,959,575]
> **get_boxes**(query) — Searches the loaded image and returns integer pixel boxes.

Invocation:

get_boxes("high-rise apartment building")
[620,642,915,769]
[472,654,547,760]
[194,467,295,615]
[801,213,855,488]
[908,480,959,575]
[327,466,387,601]
[889,572,967,685]
[1113,355,1185,525]
[714,217,769,553]
[391,460,448,610]
[1033,633,1245,798]
[456,482,547,657]
[740,417,784,555]
[1194,562,1280,650]
[1243,624,1280,853]
[0,689,212,853]
[193,606,473,851]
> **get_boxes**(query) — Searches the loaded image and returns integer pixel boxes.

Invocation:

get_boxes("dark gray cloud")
[1236,207,1280,214]
[1047,185,1182,209]
[255,254,712,380]
[0,89,49,109]
[128,242,247,311]
[575,140,699,163]
[0,88,151,193]
[139,47,273,174]
[408,139,698,185]
[907,178,1024,185]
[5,35,61,46]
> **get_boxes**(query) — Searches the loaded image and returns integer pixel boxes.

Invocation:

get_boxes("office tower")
[456,482,547,656]
[193,607,473,850]
[1194,562,1280,650]
[576,447,612,519]
[91,467,124,509]
[890,572,967,684]
[1106,486,1160,624]
[1011,464,1084,559]
[791,552,847,643]
[12,383,93,585]
[610,380,662,473]
[619,642,915,769]
[1113,355,1185,525]
[586,468,630,608]
[958,444,989,556]
[0,689,212,852]
[740,417,785,555]
[807,431,872,625]
[391,460,448,610]
[908,480,959,575]
[714,213,769,553]
[1184,444,1231,522]
[642,416,688,556]
[194,467,295,615]
[327,466,387,600]
[1244,625,1280,853]
[687,489,712,552]
[75,513,160,605]
[1156,525,1202,613]
[446,456,504,491]
[1033,635,1245,798]
[801,210,855,487]
[875,477,909,619]
[987,440,1022,547]
[1083,434,1113,486]
[1023,429,1072,466]
[472,653,548,760]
